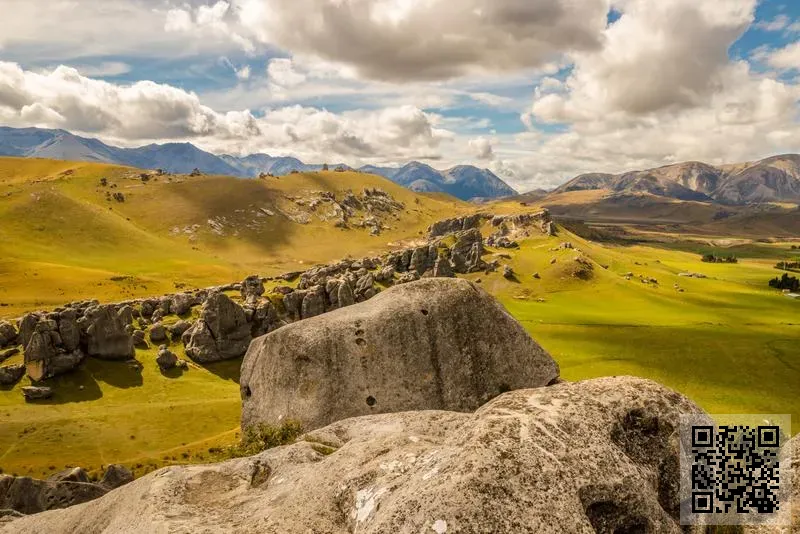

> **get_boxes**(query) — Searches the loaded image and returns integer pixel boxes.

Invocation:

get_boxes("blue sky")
[1,0,799,189]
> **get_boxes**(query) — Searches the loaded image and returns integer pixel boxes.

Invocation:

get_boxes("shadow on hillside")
[90,359,144,389]
[202,357,242,383]
[160,366,186,379]
[28,368,104,404]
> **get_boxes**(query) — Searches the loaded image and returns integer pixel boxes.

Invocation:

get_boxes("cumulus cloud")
[267,58,307,92]
[232,0,610,82]
[469,136,495,160]
[0,61,450,164]
[164,0,255,53]
[763,42,800,71]
[754,14,791,32]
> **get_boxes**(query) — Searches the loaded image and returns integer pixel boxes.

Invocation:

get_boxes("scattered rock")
[47,468,89,484]
[678,272,707,279]
[21,386,53,401]
[0,364,25,386]
[241,275,265,305]
[131,331,148,350]
[241,278,559,431]
[0,322,17,348]
[148,324,167,343]
[502,265,515,280]
[168,320,192,338]
[156,345,178,370]
[0,347,19,362]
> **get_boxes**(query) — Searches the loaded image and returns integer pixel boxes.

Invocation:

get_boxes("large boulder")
[23,319,85,381]
[240,278,559,431]
[1,377,705,533]
[0,364,24,386]
[156,345,178,370]
[182,293,251,363]
[80,306,134,361]
[240,275,265,305]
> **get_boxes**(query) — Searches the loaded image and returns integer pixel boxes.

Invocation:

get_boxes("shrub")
[769,273,800,292]
[223,420,304,459]
[702,253,738,264]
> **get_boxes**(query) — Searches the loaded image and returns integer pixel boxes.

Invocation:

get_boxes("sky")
[1,0,800,191]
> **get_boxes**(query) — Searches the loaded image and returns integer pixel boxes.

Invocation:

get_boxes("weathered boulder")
[353,273,375,301]
[131,331,147,350]
[23,319,85,381]
[337,281,355,308]
[0,347,19,362]
[2,377,704,533]
[170,293,194,316]
[168,320,192,339]
[47,468,89,485]
[156,345,178,370]
[99,465,134,491]
[116,306,134,326]
[21,386,52,401]
[282,291,305,321]
[241,278,559,431]
[428,213,485,238]
[0,364,24,386]
[0,321,17,348]
[17,313,41,351]
[241,275,265,304]
[300,286,326,320]
[0,475,107,516]
[148,324,167,343]
[182,293,251,363]
[432,255,454,278]
[374,266,395,284]
[80,306,134,361]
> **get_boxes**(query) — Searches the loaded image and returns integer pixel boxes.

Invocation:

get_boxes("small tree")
[322,163,329,171]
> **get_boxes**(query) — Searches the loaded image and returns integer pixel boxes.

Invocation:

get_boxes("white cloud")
[763,42,800,71]
[235,65,252,80]
[69,62,132,78]
[164,0,255,53]
[754,14,790,32]
[469,136,495,160]
[0,61,451,165]
[267,58,307,90]
[232,0,611,82]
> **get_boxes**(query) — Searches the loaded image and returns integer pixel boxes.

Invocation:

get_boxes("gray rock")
[117,306,134,326]
[21,386,52,401]
[81,306,135,361]
[374,266,395,284]
[131,330,147,350]
[241,275,265,304]
[432,256,454,278]
[148,324,167,343]
[337,281,355,308]
[99,465,134,491]
[0,364,24,386]
[182,293,251,363]
[0,322,17,348]
[241,278,559,431]
[503,265,515,279]
[409,246,428,275]
[156,345,178,370]
[168,320,192,338]
[0,347,19,362]
[47,468,89,484]
[2,377,703,533]
[170,293,193,316]
[57,310,80,352]
[354,273,375,301]
[282,291,305,321]
[17,314,41,351]
[300,286,326,320]
[0,475,107,516]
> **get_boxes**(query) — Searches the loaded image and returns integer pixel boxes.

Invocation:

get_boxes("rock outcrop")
[1,377,705,533]
[240,278,558,431]
[79,306,134,361]
[0,321,17,348]
[22,312,85,381]
[0,364,25,385]
[155,345,178,370]
[182,293,251,363]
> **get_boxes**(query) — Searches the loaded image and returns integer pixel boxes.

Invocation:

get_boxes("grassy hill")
[0,157,469,318]
[0,157,797,479]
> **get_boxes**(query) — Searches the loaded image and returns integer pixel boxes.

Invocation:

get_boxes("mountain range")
[0,127,516,201]
[554,156,800,204]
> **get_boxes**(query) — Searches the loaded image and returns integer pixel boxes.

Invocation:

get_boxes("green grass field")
[0,158,797,478]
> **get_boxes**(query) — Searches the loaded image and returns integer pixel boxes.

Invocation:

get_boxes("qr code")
[680,414,793,527]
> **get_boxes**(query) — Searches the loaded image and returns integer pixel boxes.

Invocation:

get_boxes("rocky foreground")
[1,276,796,532]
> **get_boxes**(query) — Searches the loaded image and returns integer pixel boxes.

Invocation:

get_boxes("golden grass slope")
[0,157,468,318]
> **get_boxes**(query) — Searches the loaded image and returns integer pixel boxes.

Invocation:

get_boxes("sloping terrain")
[554,154,800,204]
[0,157,468,317]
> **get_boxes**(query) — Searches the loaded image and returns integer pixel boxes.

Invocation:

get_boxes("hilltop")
[0,127,516,202]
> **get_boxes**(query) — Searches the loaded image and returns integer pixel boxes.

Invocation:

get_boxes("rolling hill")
[0,156,469,316]
[554,155,800,204]
[0,127,516,201]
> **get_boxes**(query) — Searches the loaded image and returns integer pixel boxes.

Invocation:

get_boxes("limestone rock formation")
[80,306,135,361]
[0,364,25,385]
[22,315,85,381]
[241,275,265,305]
[99,465,134,491]
[131,331,147,350]
[0,475,107,516]
[0,321,17,348]
[240,278,558,431]
[21,386,52,401]
[182,293,251,363]
[2,377,704,533]
[148,324,167,343]
[156,345,178,370]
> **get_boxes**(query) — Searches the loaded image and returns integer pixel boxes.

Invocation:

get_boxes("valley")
[0,156,797,482]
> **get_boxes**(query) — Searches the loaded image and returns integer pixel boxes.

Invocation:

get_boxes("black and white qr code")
[680,414,792,526]
[690,425,781,514]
